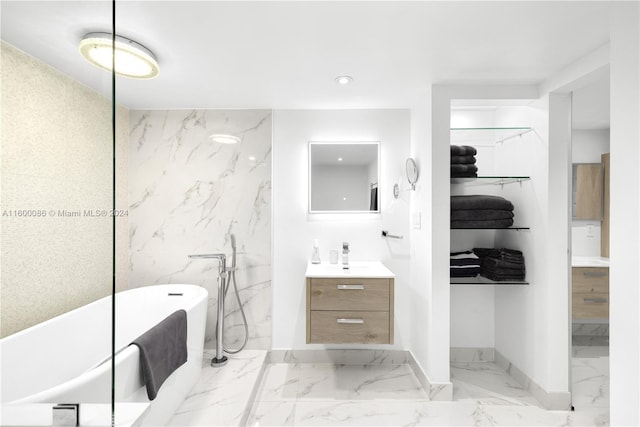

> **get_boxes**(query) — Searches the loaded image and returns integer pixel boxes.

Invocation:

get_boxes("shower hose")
[220,267,248,354]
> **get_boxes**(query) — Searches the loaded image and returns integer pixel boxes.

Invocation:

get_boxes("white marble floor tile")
[451,362,540,407]
[258,363,303,402]
[571,362,610,409]
[293,401,422,426]
[199,349,266,385]
[296,364,427,401]
[572,345,609,358]
[168,383,253,427]
[412,401,495,426]
[168,350,267,426]
[247,401,296,426]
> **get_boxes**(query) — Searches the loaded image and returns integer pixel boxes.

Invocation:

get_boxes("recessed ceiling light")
[337,157,343,162]
[79,32,159,79]
[210,134,241,144]
[335,75,353,85]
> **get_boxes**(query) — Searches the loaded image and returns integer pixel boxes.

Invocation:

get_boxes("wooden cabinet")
[306,277,394,344]
[572,163,604,220]
[601,153,610,257]
[572,267,609,320]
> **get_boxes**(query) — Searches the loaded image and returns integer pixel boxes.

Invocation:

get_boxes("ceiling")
[1,1,616,110]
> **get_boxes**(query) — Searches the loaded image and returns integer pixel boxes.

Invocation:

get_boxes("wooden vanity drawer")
[572,292,609,319]
[572,267,609,293]
[309,311,390,344]
[309,278,391,311]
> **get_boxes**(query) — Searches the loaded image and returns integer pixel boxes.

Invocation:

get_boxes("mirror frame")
[308,141,381,214]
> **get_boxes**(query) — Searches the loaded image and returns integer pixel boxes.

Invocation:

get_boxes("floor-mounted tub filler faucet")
[342,242,350,270]
[188,234,248,368]
[188,252,228,367]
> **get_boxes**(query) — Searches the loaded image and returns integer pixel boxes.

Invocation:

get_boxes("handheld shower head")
[230,234,237,268]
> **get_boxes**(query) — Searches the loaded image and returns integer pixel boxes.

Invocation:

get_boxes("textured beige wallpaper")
[1,41,128,338]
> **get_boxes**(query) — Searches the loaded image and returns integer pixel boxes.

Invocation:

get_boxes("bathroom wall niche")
[308,141,380,213]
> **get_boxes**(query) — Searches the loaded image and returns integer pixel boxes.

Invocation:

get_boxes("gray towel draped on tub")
[130,309,188,400]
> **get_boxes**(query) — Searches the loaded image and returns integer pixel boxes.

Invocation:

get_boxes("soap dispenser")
[311,239,321,264]
[342,242,350,269]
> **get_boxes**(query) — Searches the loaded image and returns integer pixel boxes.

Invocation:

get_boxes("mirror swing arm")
[393,158,419,199]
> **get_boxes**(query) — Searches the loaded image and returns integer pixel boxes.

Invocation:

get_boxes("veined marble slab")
[128,109,272,349]
[269,349,409,365]
[167,350,267,427]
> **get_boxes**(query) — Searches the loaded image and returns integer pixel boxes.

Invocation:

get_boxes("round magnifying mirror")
[406,158,418,190]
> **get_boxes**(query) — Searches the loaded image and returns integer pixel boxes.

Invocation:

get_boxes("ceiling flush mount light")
[79,32,159,79]
[209,134,241,144]
[335,75,353,85]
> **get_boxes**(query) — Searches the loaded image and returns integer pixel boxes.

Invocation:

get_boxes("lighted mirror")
[309,142,380,213]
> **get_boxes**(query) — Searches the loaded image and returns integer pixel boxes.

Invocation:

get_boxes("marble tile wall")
[128,109,272,349]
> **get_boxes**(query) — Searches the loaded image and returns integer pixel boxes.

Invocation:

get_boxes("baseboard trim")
[494,349,571,410]
[408,351,453,401]
[450,347,495,362]
[267,349,410,364]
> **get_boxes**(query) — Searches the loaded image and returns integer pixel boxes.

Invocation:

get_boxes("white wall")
[537,7,640,420]
[272,109,410,350]
[410,87,455,394]
[609,3,640,424]
[571,129,609,257]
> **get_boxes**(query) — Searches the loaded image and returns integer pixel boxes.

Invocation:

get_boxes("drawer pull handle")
[336,318,364,324]
[337,284,365,290]
[582,271,608,278]
[583,297,607,304]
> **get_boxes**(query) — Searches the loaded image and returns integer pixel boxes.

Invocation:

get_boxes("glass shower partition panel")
[0,1,119,425]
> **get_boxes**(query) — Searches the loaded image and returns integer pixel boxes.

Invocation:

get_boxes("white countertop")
[572,256,610,268]
[305,261,395,278]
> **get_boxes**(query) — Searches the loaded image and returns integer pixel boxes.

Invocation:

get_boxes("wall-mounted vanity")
[308,142,380,213]
[305,261,395,344]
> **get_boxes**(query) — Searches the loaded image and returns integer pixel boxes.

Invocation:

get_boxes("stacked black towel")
[474,248,526,281]
[450,251,481,277]
[451,145,478,178]
[451,195,515,228]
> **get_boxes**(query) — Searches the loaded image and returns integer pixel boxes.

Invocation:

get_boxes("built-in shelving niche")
[450,127,533,286]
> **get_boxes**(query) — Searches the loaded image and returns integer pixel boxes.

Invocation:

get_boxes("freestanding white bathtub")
[0,284,208,426]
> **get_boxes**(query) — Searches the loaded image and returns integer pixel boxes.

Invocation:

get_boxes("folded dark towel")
[474,248,524,264]
[451,155,477,165]
[451,164,478,175]
[451,171,478,178]
[484,258,525,270]
[451,145,478,156]
[481,272,526,281]
[451,218,514,228]
[130,310,188,401]
[451,209,514,221]
[451,258,482,267]
[451,195,514,211]
[450,267,481,277]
